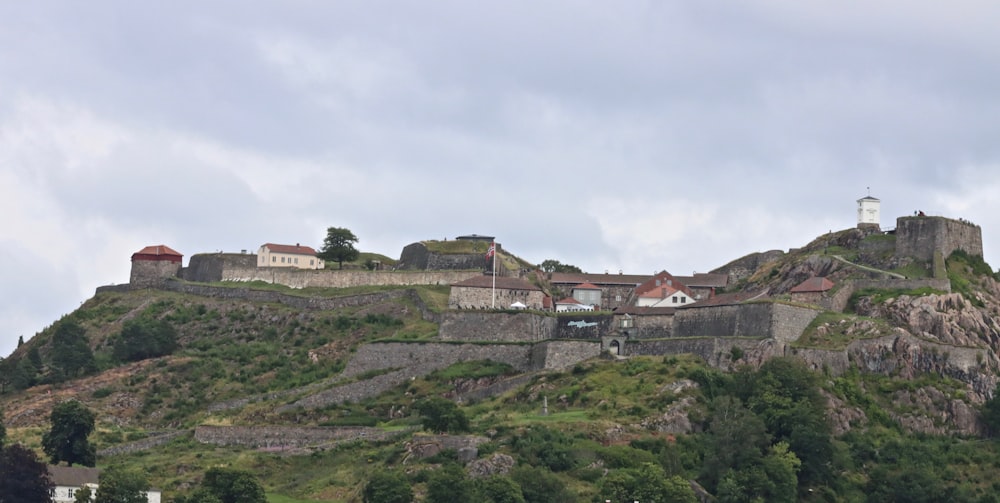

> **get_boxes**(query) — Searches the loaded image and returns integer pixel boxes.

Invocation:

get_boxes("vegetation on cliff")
[3,226,1000,501]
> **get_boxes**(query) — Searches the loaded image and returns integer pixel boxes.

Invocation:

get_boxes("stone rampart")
[437,312,557,342]
[130,260,181,288]
[397,242,493,271]
[97,430,190,457]
[220,267,479,289]
[340,342,537,379]
[534,340,603,369]
[194,425,399,449]
[554,315,613,340]
[895,216,983,262]
[157,282,434,318]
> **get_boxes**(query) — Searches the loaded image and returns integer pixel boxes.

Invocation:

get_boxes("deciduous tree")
[414,396,469,434]
[362,471,412,503]
[41,400,96,467]
[94,466,149,503]
[318,227,360,269]
[112,318,178,362]
[0,443,54,503]
[200,467,266,503]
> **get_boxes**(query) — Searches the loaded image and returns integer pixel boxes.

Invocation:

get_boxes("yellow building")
[257,243,324,269]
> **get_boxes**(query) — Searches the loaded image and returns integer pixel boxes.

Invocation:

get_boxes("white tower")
[857,192,880,228]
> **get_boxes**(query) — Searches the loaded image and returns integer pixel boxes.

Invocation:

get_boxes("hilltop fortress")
[111,212,988,397]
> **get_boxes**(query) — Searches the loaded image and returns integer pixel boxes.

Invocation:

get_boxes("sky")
[4,1,1000,357]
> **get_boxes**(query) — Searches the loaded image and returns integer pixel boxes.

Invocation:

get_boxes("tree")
[539,260,582,274]
[510,466,574,503]
[41,400,96,467]
[50,319,96,380]
[73,486,93,503]
[476,475,525,503]
[425,464,474,503]
[414,396,469,433]
[112,318,178,362]
[0,406,5,449]
[0,443,54,503]
[317,227,360,269]
[199,467,266,503]
[362,471,412,503]
[600,463,697,503]
[94,466,149,503]
[981,383,1000,437]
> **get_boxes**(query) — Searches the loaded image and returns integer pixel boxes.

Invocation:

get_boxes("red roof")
[790,277,835,293]
[635,271,696,299]
[572,282,602,291]
[262,243,319,256]
[555,297,583,305]
[133,245,182,257]
[637,285,678,299]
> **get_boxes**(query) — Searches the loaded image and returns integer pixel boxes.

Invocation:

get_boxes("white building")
[48,466,161,503]
[857,194,881,228]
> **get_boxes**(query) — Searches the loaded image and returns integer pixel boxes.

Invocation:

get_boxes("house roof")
[678,289,770,308]
[452,275,541,291]
[49,465,101,487]
[549,272,651,287]
[679,273,729,288]
[637,285,679,299]
[133,245,182,257]
[790,276,835,293]
[555,297,583,305]
[261,243,319,256]
[572,282,601,291]
[635,271,697,299]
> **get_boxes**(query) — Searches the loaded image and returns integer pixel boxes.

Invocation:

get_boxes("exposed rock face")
[891,387,985,436]
[822,390,866,436]
[856,293,1000,348]
[466,453,515,478]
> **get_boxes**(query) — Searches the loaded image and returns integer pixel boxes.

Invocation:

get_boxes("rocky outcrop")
[855,293,1000,348]
[467,453,516,478]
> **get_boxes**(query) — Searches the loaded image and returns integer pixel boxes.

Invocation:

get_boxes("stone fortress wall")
[895,215,983,262]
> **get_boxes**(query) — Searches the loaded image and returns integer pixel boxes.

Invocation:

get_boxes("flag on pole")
[485,242,495,261]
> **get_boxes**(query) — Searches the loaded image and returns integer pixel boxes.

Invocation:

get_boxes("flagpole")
[491,241,496,309]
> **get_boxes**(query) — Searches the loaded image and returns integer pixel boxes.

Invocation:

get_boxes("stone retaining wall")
[193,425,399,449]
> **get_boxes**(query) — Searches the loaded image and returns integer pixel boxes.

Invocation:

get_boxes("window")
[294,258,299,264]
[672,296,678,303]
[281,257,285,263]
[272,256,276,262]
[681,297,686,303]
[310,259,314,266]
[615,294,622,302]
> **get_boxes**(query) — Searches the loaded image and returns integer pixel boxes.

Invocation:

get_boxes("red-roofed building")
[634,271,698,307]
[571,282,602,309]
[790,276,835,305]
[130,245,183,287]
[555,297,593,312]
[257,243,324,269]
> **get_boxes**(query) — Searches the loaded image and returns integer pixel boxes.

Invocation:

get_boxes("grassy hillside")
[4,237,1000,502]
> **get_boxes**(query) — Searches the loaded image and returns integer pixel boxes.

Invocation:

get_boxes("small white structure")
[857,194,880,228]
[48,466,161,503]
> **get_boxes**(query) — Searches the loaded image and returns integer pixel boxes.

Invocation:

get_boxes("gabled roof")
[555,297,584,305]
[635,271,697,299]
[133,245,182,257]
[791,276,835,293]
[549,272,651,287]
[680,290,770,308]
[637,285,679,299]
[572,282,601,291]
[452,275,541,291]
[49,465,101,487]
[261,243,319,256]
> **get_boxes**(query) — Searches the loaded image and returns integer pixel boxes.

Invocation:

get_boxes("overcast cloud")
[4,1,1000,357]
